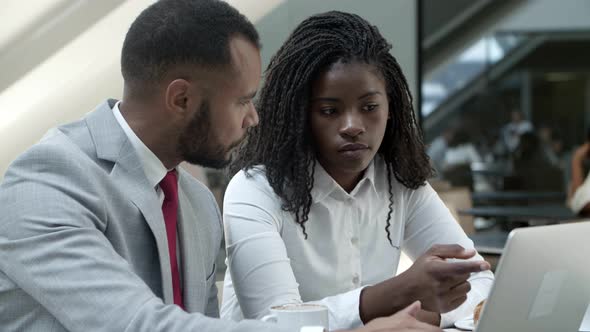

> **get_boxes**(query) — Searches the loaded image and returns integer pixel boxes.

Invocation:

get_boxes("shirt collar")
[112,101,170,188]
[311,156,381,204]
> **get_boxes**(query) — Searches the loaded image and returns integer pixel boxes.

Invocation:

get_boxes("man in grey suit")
[0,0,441,331]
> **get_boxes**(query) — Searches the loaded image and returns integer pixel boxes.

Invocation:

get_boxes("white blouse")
[220,156,494,329]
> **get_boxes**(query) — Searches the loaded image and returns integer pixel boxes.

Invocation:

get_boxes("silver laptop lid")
[476,222,590,332]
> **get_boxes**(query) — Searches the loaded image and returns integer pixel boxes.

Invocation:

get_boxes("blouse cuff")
[310,286,367,330]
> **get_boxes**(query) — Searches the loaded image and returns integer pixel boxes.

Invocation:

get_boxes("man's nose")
[243,104,259,129]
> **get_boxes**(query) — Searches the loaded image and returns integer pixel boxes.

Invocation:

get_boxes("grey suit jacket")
[0,100,283,331]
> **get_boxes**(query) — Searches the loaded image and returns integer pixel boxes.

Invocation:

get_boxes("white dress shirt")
[113,102,182,274]
[220,156,494,329]
[113,102,170,202]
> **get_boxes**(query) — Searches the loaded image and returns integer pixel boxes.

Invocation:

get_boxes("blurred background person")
[427,126,456,177]
[501,109,533,153]
[440,126,493,191]
[504,132,564,192]
[568,128,590,216]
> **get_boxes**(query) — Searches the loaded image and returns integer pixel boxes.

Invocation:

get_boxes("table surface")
[471,191,566,203]
[468,230,509,254]
[459,204,578,221]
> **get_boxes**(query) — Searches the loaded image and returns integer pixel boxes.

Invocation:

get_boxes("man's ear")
[165,79,189,115]
[165,79,204,117]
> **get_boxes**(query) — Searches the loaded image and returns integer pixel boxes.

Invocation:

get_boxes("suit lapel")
[85,100,175,304]
[177,172,207,311]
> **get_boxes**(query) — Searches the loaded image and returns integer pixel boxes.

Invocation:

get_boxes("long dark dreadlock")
[231,11,433,244]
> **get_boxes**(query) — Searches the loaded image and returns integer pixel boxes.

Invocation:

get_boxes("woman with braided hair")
[220,11,493,330]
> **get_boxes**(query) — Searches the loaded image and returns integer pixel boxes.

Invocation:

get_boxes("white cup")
[261,303,329,332]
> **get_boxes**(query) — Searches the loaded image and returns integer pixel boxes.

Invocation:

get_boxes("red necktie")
[159,170,183,309]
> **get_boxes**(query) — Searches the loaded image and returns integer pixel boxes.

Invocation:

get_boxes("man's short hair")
[121,0,259,86]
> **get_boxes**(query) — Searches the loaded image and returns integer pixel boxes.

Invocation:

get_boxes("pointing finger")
[428,244,476,260]
[440,260,490,275]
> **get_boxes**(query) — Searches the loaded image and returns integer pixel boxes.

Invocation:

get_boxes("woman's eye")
[363,104,378,112]
[320,108,336,115]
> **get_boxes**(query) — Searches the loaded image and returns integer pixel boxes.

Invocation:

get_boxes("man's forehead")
[228,35,261,70]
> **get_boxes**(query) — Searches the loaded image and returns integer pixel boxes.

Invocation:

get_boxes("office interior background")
[1,0,590,235]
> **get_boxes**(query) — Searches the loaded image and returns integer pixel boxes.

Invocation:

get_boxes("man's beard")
[178,100,240,169]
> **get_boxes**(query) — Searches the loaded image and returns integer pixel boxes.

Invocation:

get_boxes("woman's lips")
[338,143,369,159]
[338,143,369,152]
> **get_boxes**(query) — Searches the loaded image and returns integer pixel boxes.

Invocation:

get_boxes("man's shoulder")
[20,126,79,159]
[29,121,95,165]
[35,99,117,165]
[3,117,106,190]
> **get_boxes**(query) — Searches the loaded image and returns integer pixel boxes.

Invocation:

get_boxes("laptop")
[474,221,590,332]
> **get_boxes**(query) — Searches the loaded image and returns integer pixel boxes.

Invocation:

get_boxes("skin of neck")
[119,86,183,170]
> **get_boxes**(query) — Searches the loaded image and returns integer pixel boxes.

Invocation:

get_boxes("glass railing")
[422,33,526,117]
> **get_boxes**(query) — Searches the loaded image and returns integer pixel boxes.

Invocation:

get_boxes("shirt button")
[352,275,360,284]
[351,237,358,245]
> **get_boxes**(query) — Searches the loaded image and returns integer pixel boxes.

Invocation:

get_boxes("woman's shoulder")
[226,166,280,202]
[224,167,288,229]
